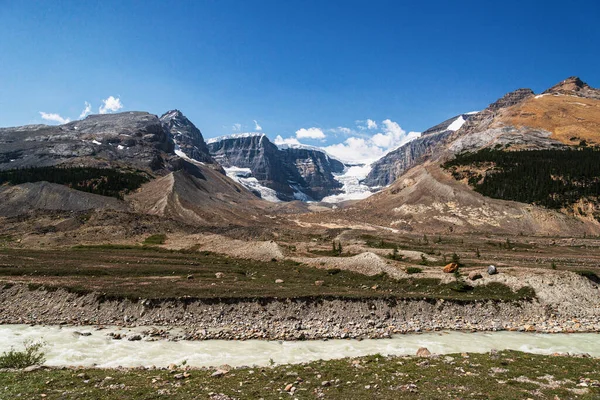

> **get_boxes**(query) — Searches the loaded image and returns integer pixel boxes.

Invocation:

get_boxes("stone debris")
[416,347,431,357]
[443,263,459,273]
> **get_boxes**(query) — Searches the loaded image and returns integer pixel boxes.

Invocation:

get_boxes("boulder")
[487,265,498,275]
[215,272,224,279]
[443,263,459,273]
[315,280,324,286]
[416,347,431,357]
[468,271,483,281]
[275,279,284,284]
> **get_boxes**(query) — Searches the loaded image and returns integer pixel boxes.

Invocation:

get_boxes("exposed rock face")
[207,135,344,201]
[281,146,345,200]
[0,112,174,172]
[543,76,600,99]
[364,113,481,188]
[159,110,215,164]
[363,130,453,187]
[488,88,535,112]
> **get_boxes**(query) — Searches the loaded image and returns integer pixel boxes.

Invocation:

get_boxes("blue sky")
[1,0,599,162]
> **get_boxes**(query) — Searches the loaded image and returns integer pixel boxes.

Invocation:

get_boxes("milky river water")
[1,325,598,368]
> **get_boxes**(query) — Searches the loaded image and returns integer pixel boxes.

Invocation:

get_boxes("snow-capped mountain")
[207,134,346,201]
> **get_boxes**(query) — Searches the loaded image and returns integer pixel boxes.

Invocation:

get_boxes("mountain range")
[1,76,599,236]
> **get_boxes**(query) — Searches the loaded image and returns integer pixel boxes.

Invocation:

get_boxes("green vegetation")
[143,234,167,245]
[0,341,45,369]
[443,147,600,213]
[405,267,422,274]
[361,234,398,249]
[387,246,403,261]
[0,166,149,199]
[0,351,598,399]
[0,247,534,302]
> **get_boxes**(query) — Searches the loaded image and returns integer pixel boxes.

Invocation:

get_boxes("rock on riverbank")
[1,284,599,340]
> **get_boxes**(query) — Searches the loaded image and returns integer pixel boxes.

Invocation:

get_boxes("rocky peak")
[160,110,214,164]
[543,76,600,99]
[488,88,535,112]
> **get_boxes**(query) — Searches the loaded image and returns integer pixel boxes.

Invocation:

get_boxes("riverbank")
[1,284,600,340]
[1,350,599,399]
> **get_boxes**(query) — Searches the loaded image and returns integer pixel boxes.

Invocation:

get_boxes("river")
[1,325,598,368]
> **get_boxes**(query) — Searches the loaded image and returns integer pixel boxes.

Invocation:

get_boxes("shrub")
[0,341,46,368]
[406,267,422,274]
[143,234,167,245]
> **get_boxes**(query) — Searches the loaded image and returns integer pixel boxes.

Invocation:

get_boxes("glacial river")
[1,325,598,368]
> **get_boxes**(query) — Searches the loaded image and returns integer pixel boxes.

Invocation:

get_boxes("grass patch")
[0,341,45,369]
[361,234,398,249]
[0,247,535,302]
[308,249,356,257]
[143,234,167,245]
[0,351,597,399]
[405,267,422,274]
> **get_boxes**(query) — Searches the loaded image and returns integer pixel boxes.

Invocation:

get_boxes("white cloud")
[367,119,378,130]
[274,135,301,146]
[232,123,242,131]
[295,127,326,140]
[253,120,262,131]
[325,137,386,164]
[39,112,70,124]
[79,101,92,119]
[325,119,420,164]
[99,96,123,114]
[329,126,352,135]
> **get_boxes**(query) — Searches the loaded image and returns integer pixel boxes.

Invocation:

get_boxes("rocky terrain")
[160,109,216,164]
[0,112,175,173]
[0,76,599,350]
[207,134,344,201]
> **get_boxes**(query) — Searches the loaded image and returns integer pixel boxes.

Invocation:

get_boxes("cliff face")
[281,146,345,200]
[0,112,174,173]
[207,135,344,201]
[362,130,453,188]
[362,88,541,188]
[159,110,215,164]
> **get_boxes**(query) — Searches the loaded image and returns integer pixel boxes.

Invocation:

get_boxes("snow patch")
[224,167,281,203]
[206,132,265,144]
[174,142,205,165]
[91,140,102,145]
[117,145,125,150]
[321,164,374,203]
[446,116,466,132]
[289,184,312,202]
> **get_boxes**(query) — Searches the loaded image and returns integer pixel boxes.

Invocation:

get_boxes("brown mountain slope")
[342,77,600,235]
[0,181,128,217]
[345,162,599,235]
[127,160,269,226]
[497,93,600,146]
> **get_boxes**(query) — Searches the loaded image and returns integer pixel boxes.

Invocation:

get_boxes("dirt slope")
[345,163,600,235]
[498,94,600,145]
[127,161,269,226]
